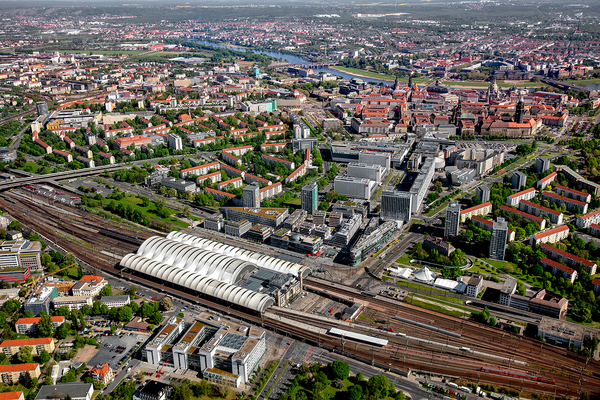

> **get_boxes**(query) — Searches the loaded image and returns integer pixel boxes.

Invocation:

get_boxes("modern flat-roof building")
[381,191,412,221]
[536,157,550,173]
[512,171,527,190]
[204,214,224,232]
[476,185,490,203]
[506,188,536,206]
[444,202,461,237]
[52,296,93,311]
[519,200,563,225]
[530,225,569,246]
[301,181,318,215]
[330,214,362,248]
[220,207,289,228]
[349,220,397,266]
[145,313,265,388]
[24,286,58,315]
[347,163,385,183]
[459,201,492,223]
[15,316,65,335]
[332,200,368,218]
[333,177,376,200]
[464,275,483,297]
[409,157,435,213]
[242,184,260,208]
[554,165,600,197]
[540,243,597,274]
[0,240,42,272]
[537,317,598,349]
[542,191,588,214]
[224,219,252,237]
[161,178,196,194]
[489,217,509,260]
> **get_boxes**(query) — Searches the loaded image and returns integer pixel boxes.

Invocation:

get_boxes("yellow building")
[0,364,40,384]
[0,338,55,357]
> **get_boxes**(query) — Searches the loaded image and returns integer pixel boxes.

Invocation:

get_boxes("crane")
[24,263,78,295]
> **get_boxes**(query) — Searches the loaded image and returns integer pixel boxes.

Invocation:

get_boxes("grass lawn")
[562,78,600,85]
[284,198,302,206]
[407,295,470,318]
[129,52,201,62]
[396,279,448,295]
[395,253,412,265]
[330,66,432,83]
[469,261,500,276]
[484,258,517,271]
[98,195,189,228]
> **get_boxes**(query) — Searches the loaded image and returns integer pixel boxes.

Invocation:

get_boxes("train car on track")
[328,327,388,347]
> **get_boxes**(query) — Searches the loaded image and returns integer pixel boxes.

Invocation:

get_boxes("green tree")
[129,285,138,297]
[21,371,33,388]
[160,297,173,311]
[348,385,364,400]
[167,188,177,198]
[117,306,133,322]
[44,376,54,386]
[64,252,77,266]
[152,311,163,325]
[366,374,392,400]
[16,346,34,364]
[99,284,112,297]
[38,313,55,338]
[39,350,51,364]
[331,360,349,380]
[56,322,71,339]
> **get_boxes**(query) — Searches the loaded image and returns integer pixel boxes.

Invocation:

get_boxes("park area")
[275,361,406,400]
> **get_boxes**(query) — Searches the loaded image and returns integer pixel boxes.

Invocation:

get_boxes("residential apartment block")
[459,201,492,223]
[530,225,569,246]
[540,243,597,274]
[506,188,536,206]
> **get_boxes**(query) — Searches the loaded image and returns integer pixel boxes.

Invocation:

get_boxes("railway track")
[0,195,597,396]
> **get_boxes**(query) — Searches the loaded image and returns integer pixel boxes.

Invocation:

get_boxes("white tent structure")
[413,266,436,283]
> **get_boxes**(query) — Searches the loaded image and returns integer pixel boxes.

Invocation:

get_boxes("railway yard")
[2,190,600,398]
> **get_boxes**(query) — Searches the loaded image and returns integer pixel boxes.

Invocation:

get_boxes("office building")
[333,177,376,200]
[146,314,266,388]
[347,163,385,183]
[160,178,196,194]
[358,151,391,170]
[489,217,508,260]
[331,200,368,218]
[224,219,252,237]
[204,214,224,232]
[536,157,550,173]
[409,157,435,213]
[444,202,461,237]
[167,134,182,150]
[512,171,527,190]
[301,182,318,215]
[24,286,58,315]
[330,214,362,247]
[381,191,412,221]
[242,184,260,208]
[537,318,597,349]
[220,207,289,228]
[0,240,42,271]
[52,296,93,311]
[476,185,490,203]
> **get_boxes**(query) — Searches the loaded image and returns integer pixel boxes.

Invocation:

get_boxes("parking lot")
[88,333,145,371]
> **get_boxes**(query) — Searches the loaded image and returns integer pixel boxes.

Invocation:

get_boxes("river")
[194,39,394,85]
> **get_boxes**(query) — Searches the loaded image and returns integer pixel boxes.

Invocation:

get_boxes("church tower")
[515,97,525,124]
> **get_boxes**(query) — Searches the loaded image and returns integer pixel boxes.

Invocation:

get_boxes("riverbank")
[329,66,397,82]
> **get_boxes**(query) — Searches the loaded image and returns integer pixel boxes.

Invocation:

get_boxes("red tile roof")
[15,316,64,325]
[533,225,569,240]
[0,338,53,347]
[0,363,39,372]
[541,257,575,275]
[543,191,586,206]
[540,243,596,268]
[460,202,492,215]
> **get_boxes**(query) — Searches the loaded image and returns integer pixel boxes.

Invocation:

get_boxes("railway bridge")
[540,77,593,94]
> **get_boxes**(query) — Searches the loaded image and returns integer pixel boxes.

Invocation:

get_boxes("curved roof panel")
[121,254,274,313]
